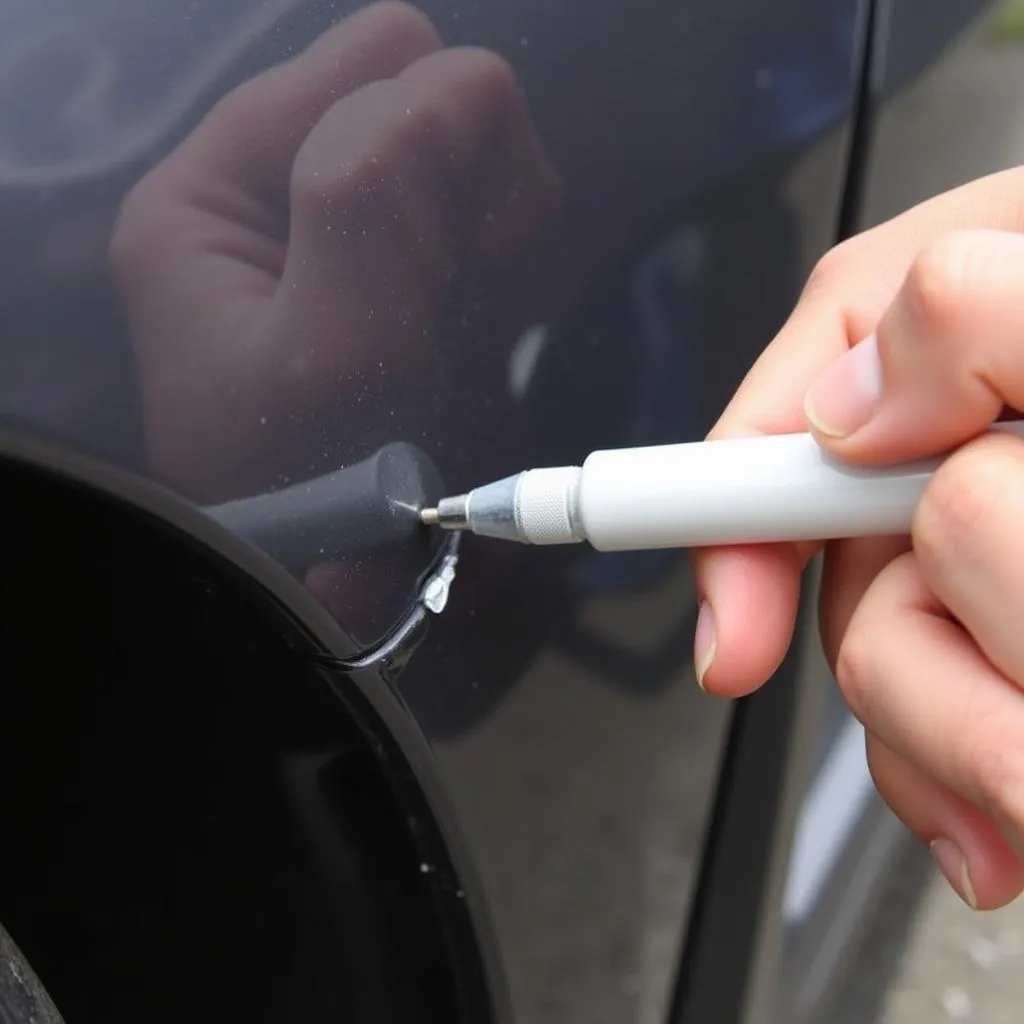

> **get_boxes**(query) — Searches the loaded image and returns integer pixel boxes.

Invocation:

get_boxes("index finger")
[694,168,1024,697]
[165,3,443,197]
[692,263,884,696]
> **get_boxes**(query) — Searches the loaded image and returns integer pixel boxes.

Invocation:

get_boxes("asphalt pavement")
[878,870,1024,1024]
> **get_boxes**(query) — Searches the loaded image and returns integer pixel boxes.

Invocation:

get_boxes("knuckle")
[290,84,410,208]
[960,699,1024,830]
[446,46,519,96]
[404,46,521,116]
[288,45,523,218]
[902,233,981,336]
[290,154,343,217]
[203,73,280,142]
[289,147,331,212]
[833,621,875,724]
[359,1,441,48]
[804,239,857,299]
[398,87,453,145]
[913,446,1003,575]
[109,178,158,280]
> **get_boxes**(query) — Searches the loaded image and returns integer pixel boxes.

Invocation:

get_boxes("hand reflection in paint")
[110,1,560,636]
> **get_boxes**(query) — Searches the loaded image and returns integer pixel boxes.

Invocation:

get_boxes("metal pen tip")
[420,495,471,531]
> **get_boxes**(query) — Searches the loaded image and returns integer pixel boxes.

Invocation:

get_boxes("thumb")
[803,229,1024,463]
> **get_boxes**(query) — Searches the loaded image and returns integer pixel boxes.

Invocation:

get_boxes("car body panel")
[0,1,1006,1021]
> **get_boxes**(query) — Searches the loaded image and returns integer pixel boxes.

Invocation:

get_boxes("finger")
[691,543,804,697]
[700,534,906,700]
[111,2,443,304]
[696,167,1024,694]
[692,224,900,694]
[730,166,1024,448]
[285,45,558,263]
[173,3,443,197]
[804,228,1024,460]
[278,48,555,364]
[704,169,1024,442]
[818,533,910,670]
[397,49,561,258]
[837,550,1024,857]
[913,430,1024,687]
[692,279,879,694]
[867,735,1024,909]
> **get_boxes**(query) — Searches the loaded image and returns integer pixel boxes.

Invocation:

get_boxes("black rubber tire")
[0,923,63,1024]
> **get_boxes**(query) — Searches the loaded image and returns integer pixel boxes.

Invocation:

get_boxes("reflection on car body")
[0,1,1009,1022]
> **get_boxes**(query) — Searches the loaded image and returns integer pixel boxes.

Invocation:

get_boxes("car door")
[0,1,874,1022]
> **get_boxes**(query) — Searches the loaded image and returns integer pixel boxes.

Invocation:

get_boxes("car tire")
[0,923,63,1024]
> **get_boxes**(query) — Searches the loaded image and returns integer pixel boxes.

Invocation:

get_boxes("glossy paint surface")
[0,0,871,1020]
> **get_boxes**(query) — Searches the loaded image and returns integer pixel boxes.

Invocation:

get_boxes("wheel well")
[0,457,488,1023]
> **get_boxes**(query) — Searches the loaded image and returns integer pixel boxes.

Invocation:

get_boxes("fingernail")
[930,838,978,910]
[694,601,716,690]
[804,333,883,439]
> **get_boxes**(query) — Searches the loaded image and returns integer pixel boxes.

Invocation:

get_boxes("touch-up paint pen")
[419,422,1024,550]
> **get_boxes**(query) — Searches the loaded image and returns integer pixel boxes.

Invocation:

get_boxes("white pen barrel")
[576,422,1024,551]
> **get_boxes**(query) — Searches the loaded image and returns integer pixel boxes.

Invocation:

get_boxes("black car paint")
[0,1,1001,1021]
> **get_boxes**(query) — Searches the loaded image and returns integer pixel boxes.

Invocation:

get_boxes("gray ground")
[878,875,1024,1024]
[861,10,1024,1023]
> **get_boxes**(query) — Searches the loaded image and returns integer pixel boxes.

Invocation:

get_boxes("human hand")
[692,166,1024,908]
[110,1,560,503]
